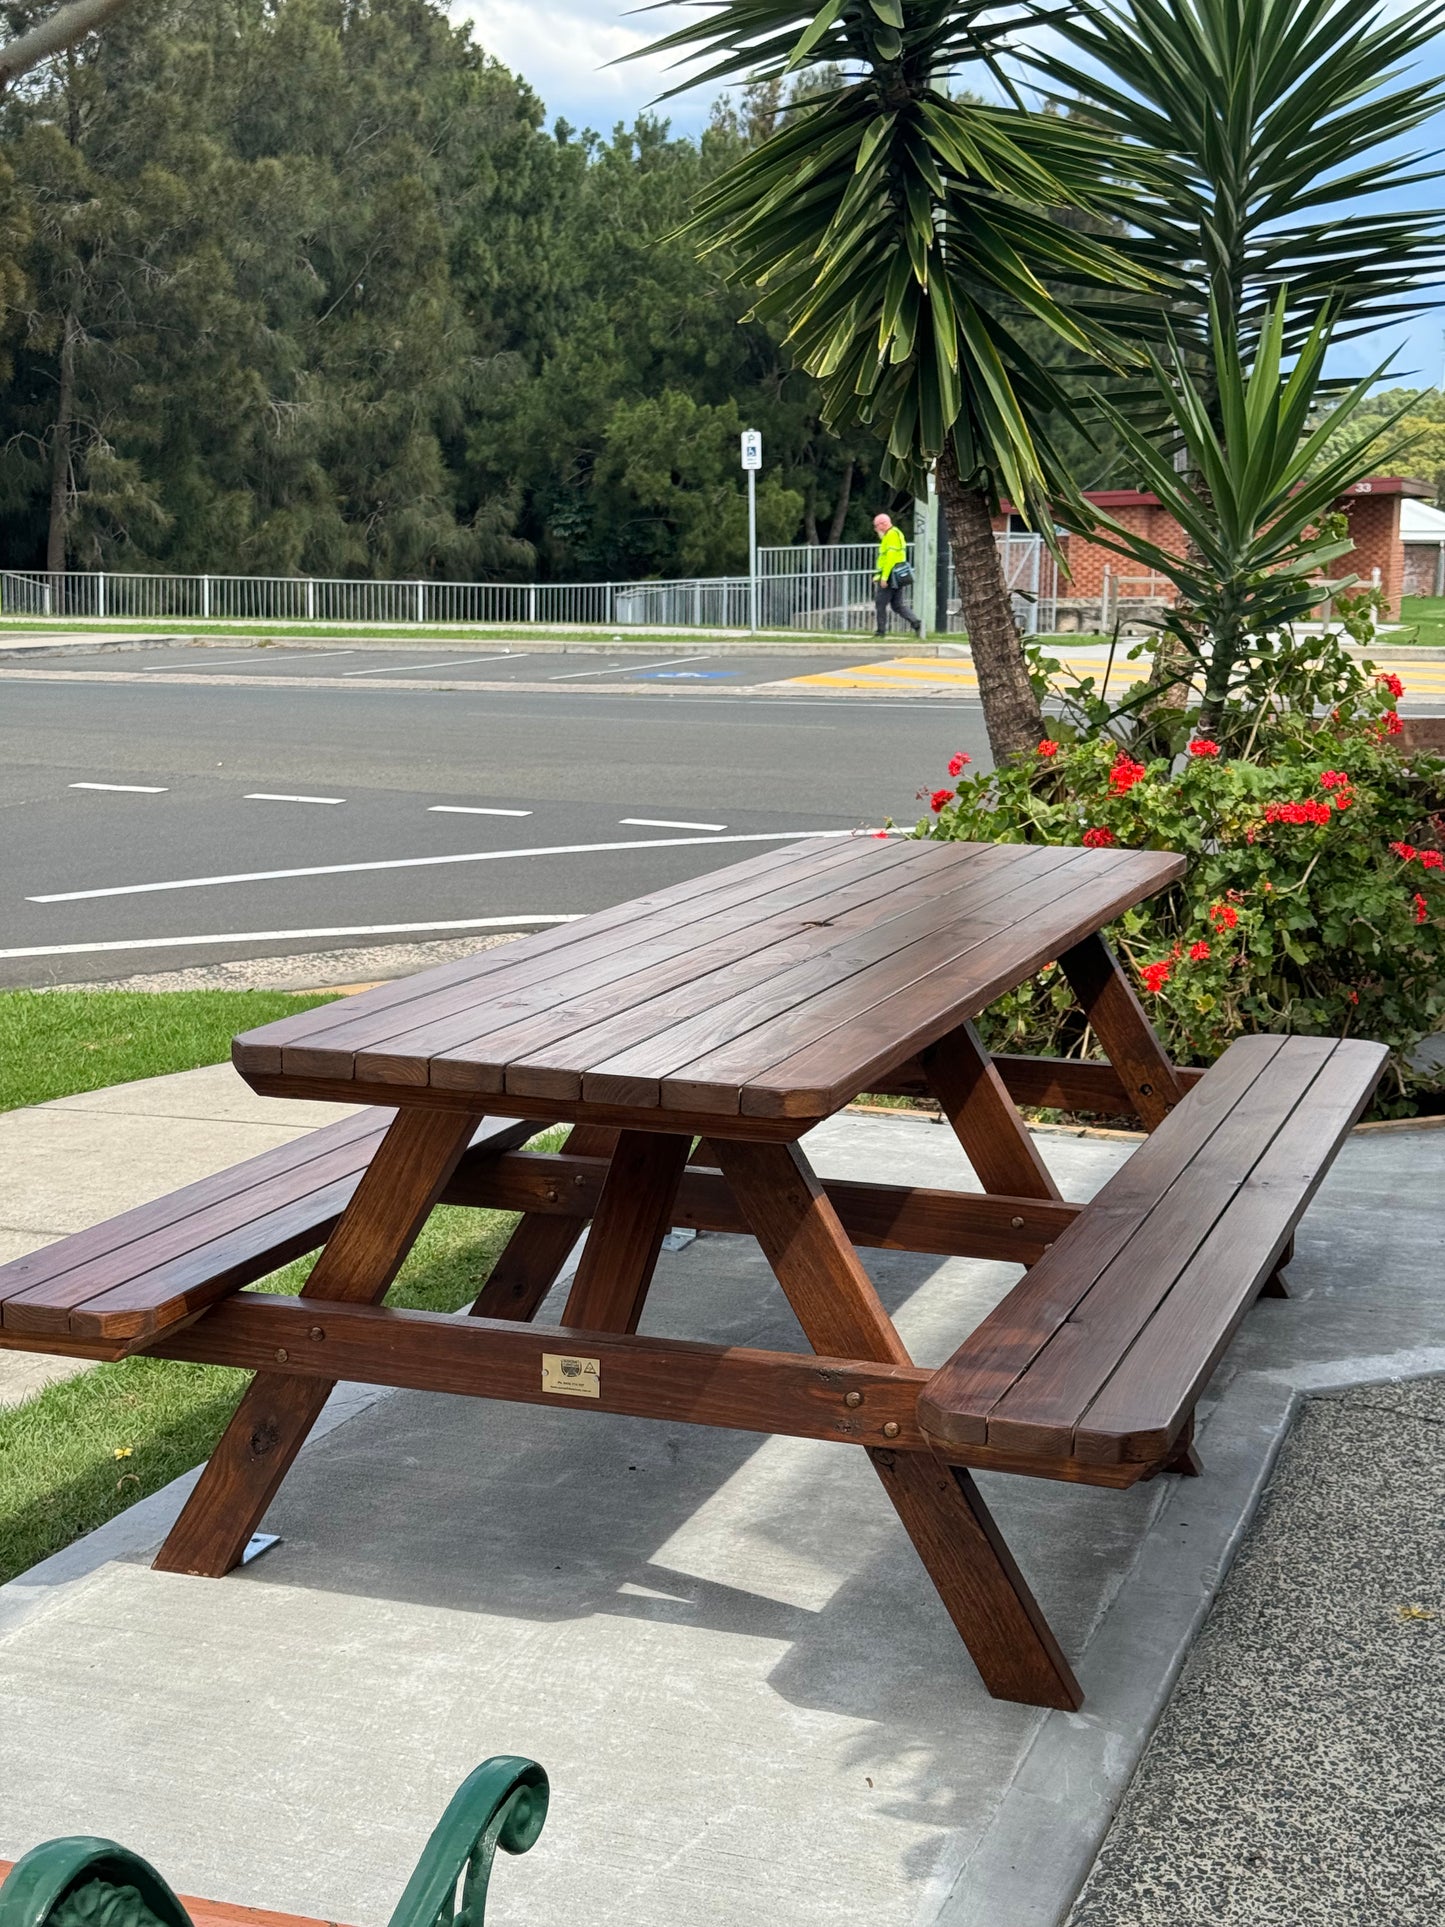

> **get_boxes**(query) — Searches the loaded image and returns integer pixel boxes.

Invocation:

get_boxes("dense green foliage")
[922,643,1445,1107]
[0,0,882,580]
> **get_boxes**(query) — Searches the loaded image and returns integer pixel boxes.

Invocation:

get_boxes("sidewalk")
[1,1075,1443,1924]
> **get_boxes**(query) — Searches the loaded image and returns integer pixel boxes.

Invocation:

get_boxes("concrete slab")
[0,1112,1442,1927]
[44,1062,361,1130]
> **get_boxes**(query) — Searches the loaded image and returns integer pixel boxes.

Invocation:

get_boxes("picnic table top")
[235,837,1184,1123]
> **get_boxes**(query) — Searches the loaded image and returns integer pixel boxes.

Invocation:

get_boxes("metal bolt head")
[881,1420,900,1440]
[1010,1215,1024,1229]
[844,1390,863,1408]
[1139,1081,1154,1096]
[308,1326,325,1342]
[275,1348,289,1363]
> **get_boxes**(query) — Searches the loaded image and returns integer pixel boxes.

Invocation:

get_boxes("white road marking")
[132,654,261,671]
[548,654,711,681]
[428,805,533,817]
[244,792,346,805]
[29,830,856,902]
[69,782,168,794]
[344,654,529,677]
[620,816,726,832]
[0,915,580,962]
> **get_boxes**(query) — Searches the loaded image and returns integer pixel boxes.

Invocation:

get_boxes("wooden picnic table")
[0,835,1386,1709]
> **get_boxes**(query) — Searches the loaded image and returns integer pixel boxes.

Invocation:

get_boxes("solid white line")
[619,816,726,833]
[428,805,533,817]
[244,792,346,806]
[133,654,260,671]
[344,653,529,677]
[29,830,855,903]
[548,654,711,681]
[0,915,581,962]
[69,782,168,794]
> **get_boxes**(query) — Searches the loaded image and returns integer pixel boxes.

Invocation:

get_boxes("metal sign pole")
[740,428,762,634]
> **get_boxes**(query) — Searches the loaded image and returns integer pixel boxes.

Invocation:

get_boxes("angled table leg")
[924,1021,1062,1201]
[560,1131,690,1334]
[470,1124,618,1321]
[154,1106,485,1578]
[1060,931,1186,1132]
[715,1137,1082,1710]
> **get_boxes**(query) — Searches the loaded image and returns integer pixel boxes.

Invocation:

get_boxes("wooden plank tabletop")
[235,839,1184,1123]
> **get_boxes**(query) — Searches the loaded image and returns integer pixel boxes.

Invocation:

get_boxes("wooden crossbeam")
[874,1052,1206,1113]
[443,1152,1079,1262]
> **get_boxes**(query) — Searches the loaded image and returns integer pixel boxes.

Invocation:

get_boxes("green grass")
[0,1187,556,1584]
[0,988,339,1113]
[1397,598,1445,647]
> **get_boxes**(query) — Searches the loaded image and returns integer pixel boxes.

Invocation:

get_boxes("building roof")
[1401,497,1445,542]
[1078,476,1434,511]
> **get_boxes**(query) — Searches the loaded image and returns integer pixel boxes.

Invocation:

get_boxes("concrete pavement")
[1,1072,1443,1925]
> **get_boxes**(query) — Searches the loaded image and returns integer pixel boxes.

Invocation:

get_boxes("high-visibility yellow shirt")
[875,526,907,582]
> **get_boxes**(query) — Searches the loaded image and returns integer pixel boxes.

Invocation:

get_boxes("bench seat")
[918,1033,1388,1481]
[0,1112,540,1356]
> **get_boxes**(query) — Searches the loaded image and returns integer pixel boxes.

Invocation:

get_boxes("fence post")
[96,573,107,620]
[201,576,211,621]
[527,584,537,624]
[306,579,315,622]
[416,580,425,624]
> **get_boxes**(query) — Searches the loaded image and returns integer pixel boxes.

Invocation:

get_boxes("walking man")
[872,512,922,637]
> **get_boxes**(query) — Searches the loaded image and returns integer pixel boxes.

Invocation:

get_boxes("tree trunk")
[46,310,78,578]
[936,443,1044,761]
[826,459,854,546]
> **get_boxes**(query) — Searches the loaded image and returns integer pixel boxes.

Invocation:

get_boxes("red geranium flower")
[929,789,953,813]
[1382,708,1404,735]
[947,752,970,777]
[1109,752,1148,795]
[1378,672,1405,699]
[1037,739,1060,758]
[1188,940,1211,961]
[1209,902,1239,930]
[1139,958,1173,994]
[1422,851,1445,870]
[1390,841,1419,862]
[1082,825,1115,848]
[1319,770,1351,789]
[1415,892,1429,925]
[1188,739,1221,758]
[1264,800,1332,826]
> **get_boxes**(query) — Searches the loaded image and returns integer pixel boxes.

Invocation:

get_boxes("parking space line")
[620,816,726,832]
[344,654,530,677]
[428,805,533,817]
[549,654,712,681]
[244,792,345,805]
[69,782,168,794]
[0,915,581,962]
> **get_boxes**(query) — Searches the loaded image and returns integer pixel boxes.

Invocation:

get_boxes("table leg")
[924,1021,1063,1201]
[560,1131,690,1334]
[153,1107,485,1578]
[470,1125,618,1321]
[715,1138,1081,1710]
[1059,931,1186,1132]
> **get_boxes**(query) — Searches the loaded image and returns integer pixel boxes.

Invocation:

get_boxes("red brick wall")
[1064,506,1183,603]
[1337,489,1403,615]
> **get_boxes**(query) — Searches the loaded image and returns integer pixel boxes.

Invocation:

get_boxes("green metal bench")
[0,1759,547,1927]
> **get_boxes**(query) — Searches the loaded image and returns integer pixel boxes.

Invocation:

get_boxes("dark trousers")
[875,579,921,636]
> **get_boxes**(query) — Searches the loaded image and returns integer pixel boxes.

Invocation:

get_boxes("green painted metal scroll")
[0,1758,549,1927]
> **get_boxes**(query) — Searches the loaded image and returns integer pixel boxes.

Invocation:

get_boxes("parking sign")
[740,429,762,471]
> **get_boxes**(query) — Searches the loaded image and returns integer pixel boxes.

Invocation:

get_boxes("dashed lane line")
[344,654,529,677]
[243,792,346,805]
[26,828,861,904]
[428,804,533,817]
[619,816,727,832]
[69,782,168,794]
[548,654,713,681]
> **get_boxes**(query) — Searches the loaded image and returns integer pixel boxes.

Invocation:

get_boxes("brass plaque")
[541,1352,601,1398]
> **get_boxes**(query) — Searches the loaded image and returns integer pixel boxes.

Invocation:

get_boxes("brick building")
[997,475,1432,628]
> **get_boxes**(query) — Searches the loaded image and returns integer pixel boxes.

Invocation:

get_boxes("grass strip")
[0,1167,562,1586]
[0,989,338,1113]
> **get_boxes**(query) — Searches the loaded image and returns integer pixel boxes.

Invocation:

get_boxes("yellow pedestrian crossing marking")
[785,653,1445,696]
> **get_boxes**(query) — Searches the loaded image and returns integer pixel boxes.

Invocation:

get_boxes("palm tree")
[638,0,1155,759]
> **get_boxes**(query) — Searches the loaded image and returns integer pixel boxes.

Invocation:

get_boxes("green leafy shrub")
[922,642,1445,1109]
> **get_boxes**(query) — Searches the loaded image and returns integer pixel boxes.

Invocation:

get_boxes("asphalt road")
[0,661,989,986]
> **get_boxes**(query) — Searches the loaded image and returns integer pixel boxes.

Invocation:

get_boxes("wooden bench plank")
[915,1035,1292,1447]
[0,1116,538,1345]
[981,1036,1340,1457]
[1073,1039,1386,1464]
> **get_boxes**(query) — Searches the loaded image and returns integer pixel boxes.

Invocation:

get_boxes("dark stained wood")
[923,1022,1063,1201]
[443,1149,1081,1262]
[469,1123,617,1321]
[560,1131,690,1334]
[499,842,1028,1104]
[917,1035,1293,1449]
[715,1135,1082,1709]
[1058,932,1186,1131]
[1260,1233,1293,1297]
[231,837,855,1075]
[734,853,1185,1119]
[1159,1416,1203,1478]
[152,1105,487,1577]
[918,1036,1387,1468]
[875,1053,1206,1113]
[279,839,924,1082]
[1072,1040,1385,1465]
[150,1295,934,1448]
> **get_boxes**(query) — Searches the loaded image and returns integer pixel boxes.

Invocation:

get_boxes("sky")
[448,0,1445,400]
